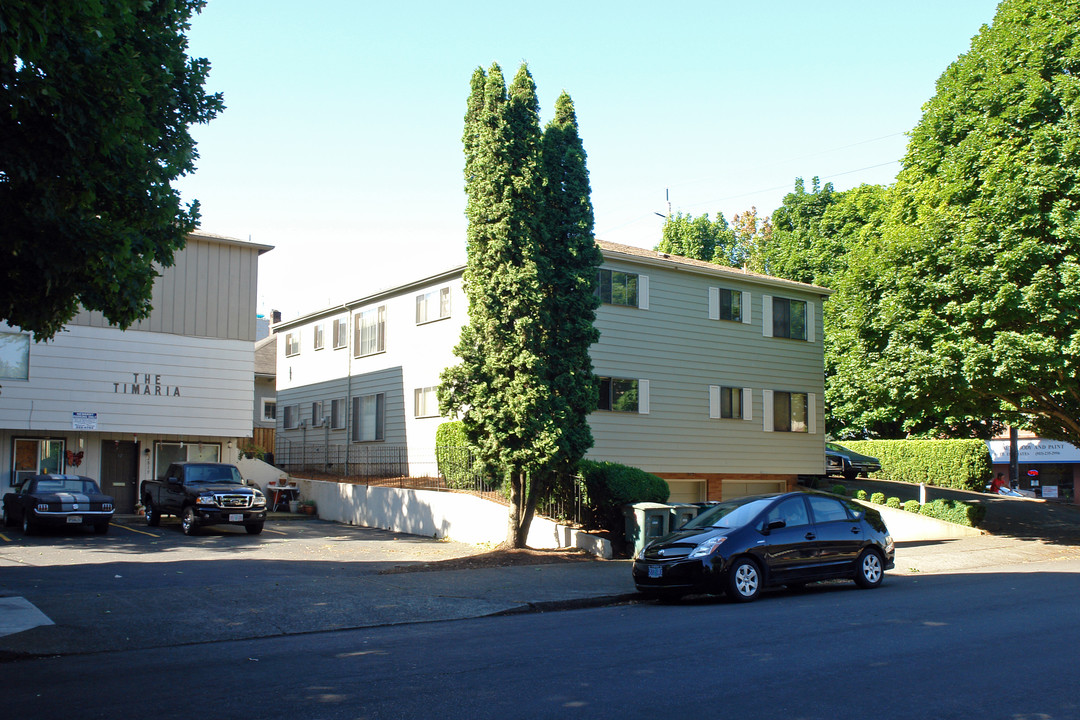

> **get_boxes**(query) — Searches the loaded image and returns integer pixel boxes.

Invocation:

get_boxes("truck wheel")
[245,522,264,535]
[181,506,199,536]
[22,512,35,536]
[144,498,160,527]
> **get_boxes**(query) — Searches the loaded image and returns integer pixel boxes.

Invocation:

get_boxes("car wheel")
[94,521,109,535]
[144,498,160,527]
[726,557,762,602]
[843,464,858,482]
[181,506,199,536]
[22,512,35,536]
[245,522,264,535]
[1,505,13,528]
[854,548,885,589]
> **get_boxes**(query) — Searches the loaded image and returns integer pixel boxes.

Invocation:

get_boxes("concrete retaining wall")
[297,478,612,558]
[855,499,984,541]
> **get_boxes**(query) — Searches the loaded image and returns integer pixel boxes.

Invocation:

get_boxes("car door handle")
[804,532,816,540]
[851,527,861,534]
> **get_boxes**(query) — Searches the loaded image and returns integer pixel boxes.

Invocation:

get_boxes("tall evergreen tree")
[441,67,601,547]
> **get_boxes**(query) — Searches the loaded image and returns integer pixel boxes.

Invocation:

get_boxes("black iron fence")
[273,441,588,526]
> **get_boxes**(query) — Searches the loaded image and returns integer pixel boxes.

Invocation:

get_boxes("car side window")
[808,496,853,523]
[766,497,810,528]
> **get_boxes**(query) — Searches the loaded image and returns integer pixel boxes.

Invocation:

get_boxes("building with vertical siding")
[0,231,272,512]
[274,240,832,502]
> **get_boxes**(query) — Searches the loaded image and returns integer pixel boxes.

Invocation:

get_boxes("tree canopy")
[0,0,223,339]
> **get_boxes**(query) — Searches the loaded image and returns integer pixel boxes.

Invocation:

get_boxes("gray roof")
[254,334,276,377]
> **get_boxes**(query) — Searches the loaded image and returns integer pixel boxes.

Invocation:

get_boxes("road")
[5,556,1080,720]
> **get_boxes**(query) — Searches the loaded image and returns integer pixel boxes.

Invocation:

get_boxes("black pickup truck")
[140,462,267,535]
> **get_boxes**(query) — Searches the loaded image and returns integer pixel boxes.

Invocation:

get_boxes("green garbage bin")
[624,502,673,558]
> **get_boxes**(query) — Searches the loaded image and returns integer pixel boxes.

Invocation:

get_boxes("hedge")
[435,422,492,490]
[839,439,991,492]
[577,459,669,536]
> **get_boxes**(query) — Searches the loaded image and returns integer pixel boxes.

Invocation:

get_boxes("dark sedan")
[826,442,882,481]
[632,491,894,602]
[2,474,115,535]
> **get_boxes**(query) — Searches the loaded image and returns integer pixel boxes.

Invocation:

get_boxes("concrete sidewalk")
[2,514,1080,661]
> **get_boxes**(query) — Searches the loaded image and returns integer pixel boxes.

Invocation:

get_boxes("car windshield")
[185,466,243,484]
[31,478,100,494]
[682,497,775,530]
[826,443,845,452]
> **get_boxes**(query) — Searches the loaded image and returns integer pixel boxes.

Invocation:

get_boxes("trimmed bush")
[870,492,886,505]
[830,483,848,496]
[903,499,921,513]
[918,498,986,527]
[839,439,991,492]
[578,459,669,536]
[855,489,868,500]
[435,422,493,490]
[886,496,902,509]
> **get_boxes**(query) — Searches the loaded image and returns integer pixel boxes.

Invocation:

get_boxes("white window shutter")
[742,291,752,325]
[743,387,753,421]
[762,389,774,432]
[709,385,720,419]
[807,301,816,343]
[708,287,719,320]
[808,393,817,434]
[638,379,650,414]
[762,295,773,337]
[638,275,650,310]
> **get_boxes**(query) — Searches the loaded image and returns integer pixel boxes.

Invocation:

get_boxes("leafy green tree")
[849,0,1080,444]
[441,65,600,547]
[0,0,223,340]
[656,212,731,263]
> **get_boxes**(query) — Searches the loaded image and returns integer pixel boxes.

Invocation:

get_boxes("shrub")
[870,492,886,505]
[903,499,921,513]
[577,460,669,536]
[434,422,493,490]
[855,489,868,500]
[918,498,986,527]
[886,496,902,509]
[830,483,848,496]
[837,439,991,492]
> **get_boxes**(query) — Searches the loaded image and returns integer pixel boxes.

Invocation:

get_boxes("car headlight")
[689,536,727,558]
[253,493,266,507]
[195,495,216,506]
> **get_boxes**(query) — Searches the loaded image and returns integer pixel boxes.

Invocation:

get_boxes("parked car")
[140,462,267,535]
[632,491,894,602]
[826,442,882,481]
[2,474,115,535]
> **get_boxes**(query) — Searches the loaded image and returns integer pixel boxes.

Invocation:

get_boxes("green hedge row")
[835,484,985,527]
[839,439,991,492]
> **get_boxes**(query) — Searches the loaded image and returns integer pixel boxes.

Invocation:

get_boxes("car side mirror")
[765,519,786,533]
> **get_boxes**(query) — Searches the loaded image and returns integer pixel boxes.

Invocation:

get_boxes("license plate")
[648,565,662,578]
[229,514,243,523]
[67,515,82,524]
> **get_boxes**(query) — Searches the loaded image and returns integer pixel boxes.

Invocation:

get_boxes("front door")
[100,440,138,513]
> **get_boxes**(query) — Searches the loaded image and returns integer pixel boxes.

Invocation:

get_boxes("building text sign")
[72,411,98,430]
[987,438,1080,464]
[114,373,182,397]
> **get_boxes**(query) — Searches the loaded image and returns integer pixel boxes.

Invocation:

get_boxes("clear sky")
[174,0,1002,320]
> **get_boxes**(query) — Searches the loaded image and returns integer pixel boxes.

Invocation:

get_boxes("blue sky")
[175,0,1002,319]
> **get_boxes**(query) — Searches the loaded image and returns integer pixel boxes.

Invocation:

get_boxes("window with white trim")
[333,319,347,349]
[313,324,325,350]
[762,295,814,341]
[285,332,300,357]
[708,288,749,324]
[0,331,30,380]
[351,393,385,442]
[597,377,649,414]
[154,441,220,478]
[262,399,277,422]
[416,288,451,324]
[354,306,386,357]
[709,386,752,420]
[762,390,815,434]
[12,438,64,487]
[414,386,440,418]
[311,401,325,427]
[283,404,298,429]
[330,398,346,429]
[597,269,648,309]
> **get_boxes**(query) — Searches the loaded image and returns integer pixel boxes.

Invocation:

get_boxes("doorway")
[100,440,138,513]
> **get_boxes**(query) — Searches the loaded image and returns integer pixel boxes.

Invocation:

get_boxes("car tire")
[854,548,885,589]
[726,557,762,602]
[1,505,13,528]
[245,522,264,535]
[144,498,160,527]
[94,521,109,535]
[181,506,199,536]
[843,464,858,482]
[22,512,35,536]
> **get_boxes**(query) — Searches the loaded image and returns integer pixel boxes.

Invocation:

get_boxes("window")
[416,287,451,324]
[154,441,220,478]
[766,496,810,528]
[311,401,324,427]
[709,288,744,323]
[12,438,64,487]
[414,386,439,418]
[285,332,300,357]
[283,405,298,429]
[762,295,813,341]
[710,386,752,420]
[262,399,277,422]
[354,305,386,357]
[807,495,853,524]
[0,331,30,380]
[772,391,808,433]
[330,398,346,429]
[597,269,641,308]
[351,393,385,442]
[333,319,347,349]
[598,377,640,413]
[313,324,325,350]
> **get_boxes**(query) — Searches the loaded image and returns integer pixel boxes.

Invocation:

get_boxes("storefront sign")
[114,373,182,397]
[987,438,1080,464]
[72,411,98,430]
